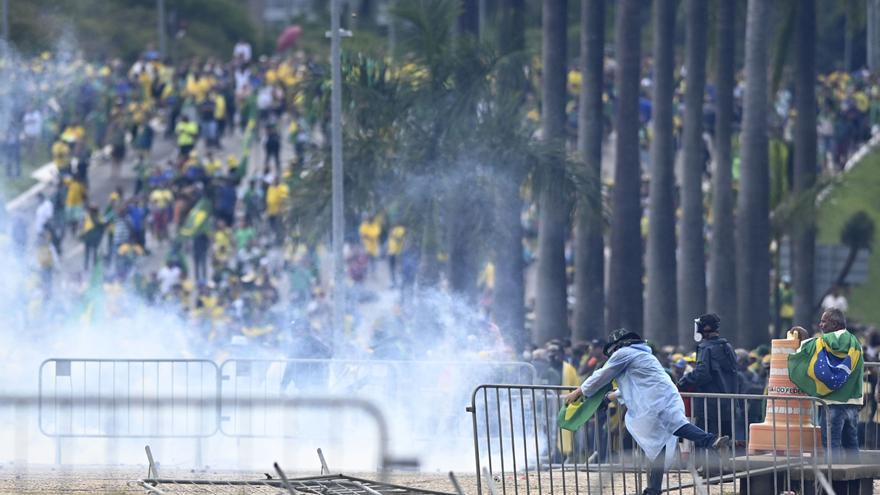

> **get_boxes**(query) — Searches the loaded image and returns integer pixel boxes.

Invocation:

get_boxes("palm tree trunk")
[793,0,817,328]
[709,0,738,337]
[459,0,480,36]
[534,0,569,345]
[677,0,708,345]
[607,0,644,335]
[448,190,480,303]
[574,0,606,343]
[737,0,771,348]
[493,0,527,351]
[645,0,677,345]
[869,0,880,71]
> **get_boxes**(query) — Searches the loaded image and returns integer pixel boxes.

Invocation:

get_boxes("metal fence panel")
[38,359,219,438]
[219,358,399,437]
[468,384,834,495]
[220,359,536,438]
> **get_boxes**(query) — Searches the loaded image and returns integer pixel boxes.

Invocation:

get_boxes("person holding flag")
[564,328,729,495]
[788,308,864,461]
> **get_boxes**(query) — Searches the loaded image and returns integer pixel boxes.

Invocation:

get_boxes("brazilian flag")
[788,330,863,404]
[80,260,105,325]
[179,198,212,238]
[557,383,612,432]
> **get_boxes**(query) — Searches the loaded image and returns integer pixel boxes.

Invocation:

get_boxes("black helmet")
[696,313,721,333]
[603,328,643,357]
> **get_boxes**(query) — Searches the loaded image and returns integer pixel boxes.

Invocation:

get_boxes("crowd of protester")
[2,43,880,369]
[524,308,880,463]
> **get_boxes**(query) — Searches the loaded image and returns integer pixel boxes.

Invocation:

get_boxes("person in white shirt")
[822,285,849,312]
[156,261,182,296]
[233,40,252,63]
[23,108,42,139]
[34,193,54,236]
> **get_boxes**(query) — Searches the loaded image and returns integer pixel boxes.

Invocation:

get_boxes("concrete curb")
[5,161,57,213]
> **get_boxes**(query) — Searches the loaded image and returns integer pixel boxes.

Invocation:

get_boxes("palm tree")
[793,0,817,328]
[493,0,527,350]
[459,0,479,35]
[677,0,708,345]
[645,0,677,345]
[534,0,569,344]
[574,0,606,343]
[737,0,771,348]
[607,0,644,335]
[709,0,738,338]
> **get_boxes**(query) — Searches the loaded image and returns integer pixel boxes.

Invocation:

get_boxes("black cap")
[697,313,721,332]
[603,328,643,357]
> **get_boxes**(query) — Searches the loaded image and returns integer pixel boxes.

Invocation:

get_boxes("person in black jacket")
[678,313,739,439]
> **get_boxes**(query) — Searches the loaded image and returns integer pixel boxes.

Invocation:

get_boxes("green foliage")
[819,150,880,325]
[290,0,597,254]
[6,0,255,60]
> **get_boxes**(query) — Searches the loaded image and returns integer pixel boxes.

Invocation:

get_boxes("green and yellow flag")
[788,330,863,404]
[557,383,612,432]
[179,198,211,238]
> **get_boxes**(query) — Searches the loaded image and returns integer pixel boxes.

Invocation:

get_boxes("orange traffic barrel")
[748,331,823,455]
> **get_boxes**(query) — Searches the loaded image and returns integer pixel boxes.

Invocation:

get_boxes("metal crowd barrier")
[468,384,835,495]
[219,358,398,438]
[5,394,402,472]
[859,361,880,449]
[220,358,536,439]
[38,358,220,438]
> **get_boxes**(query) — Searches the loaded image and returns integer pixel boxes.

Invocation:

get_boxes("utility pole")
[157,0,167,56]
[330,0,345,354]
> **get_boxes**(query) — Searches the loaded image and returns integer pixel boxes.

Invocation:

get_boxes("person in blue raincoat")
[565,328,730,495]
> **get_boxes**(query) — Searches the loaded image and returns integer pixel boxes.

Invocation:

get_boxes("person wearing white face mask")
[678,313,739,441]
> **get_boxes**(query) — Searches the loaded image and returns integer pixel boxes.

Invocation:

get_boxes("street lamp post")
[330,0,345,354]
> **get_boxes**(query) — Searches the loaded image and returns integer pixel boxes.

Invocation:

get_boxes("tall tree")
[449,0,482,303]
[459,0,479,35]
[869,0,880,71]
[607,0,644,335]
[793,0,817,327]
[709,0,738,337]
[737,0,771,348]
[493,0,527,350]
[677,0,708,345]
[574,0,606,343]
[645,0,677,344]
[534,0,569,344]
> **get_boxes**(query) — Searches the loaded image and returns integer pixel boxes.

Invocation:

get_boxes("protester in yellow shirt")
[204,151,222,176]
[175,115,198,157]
[64,177,86,235]
[266,179,289,242]
[359,217,381,258]
[213,91,227,138]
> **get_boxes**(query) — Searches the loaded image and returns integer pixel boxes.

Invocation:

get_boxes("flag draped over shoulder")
[557,382,612,432]
[788,330,863,404]
[179,198,211,238]
[80,260,105,325]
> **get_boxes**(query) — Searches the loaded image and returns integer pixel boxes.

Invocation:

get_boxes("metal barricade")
[220,358,536,438]
[219,358,399,437]
[468,384,834,495]
[9,394,401,473]
[38,358,220,438]
[860,361,880,449]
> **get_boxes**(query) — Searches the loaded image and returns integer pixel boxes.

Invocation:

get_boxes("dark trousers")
[84,242,99,271]
[820,404,860,462]
[646,423,717,495]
